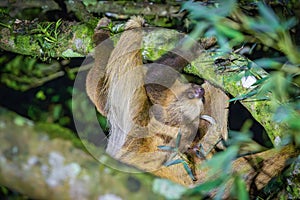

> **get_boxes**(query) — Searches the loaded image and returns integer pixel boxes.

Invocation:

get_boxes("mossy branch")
[0,19,94,59]
[0,107,164,199]
[186,53,284,144]
[0,107,298,199]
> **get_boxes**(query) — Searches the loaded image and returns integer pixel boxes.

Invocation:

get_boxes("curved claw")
[200,114,216,125]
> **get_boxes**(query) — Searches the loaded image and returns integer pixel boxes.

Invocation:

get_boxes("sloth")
[86,17,298,191]
[86,16,209,185]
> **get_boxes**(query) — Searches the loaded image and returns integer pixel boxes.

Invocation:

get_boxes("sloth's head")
[177,84,204,119]
[164,83,204,126]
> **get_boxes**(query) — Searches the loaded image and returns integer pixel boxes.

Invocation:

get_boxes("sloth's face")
[167,83,205,123]
[185,84,205,100]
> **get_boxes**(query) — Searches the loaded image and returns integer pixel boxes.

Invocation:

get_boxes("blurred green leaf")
[273,104,293,123]
[248,20,276,34]
[185,177,224,195]
[189,22,209,41]
[52,104,62,121]
[202,146,239,174]
[215,24,244,41]
[282,18,298,29]
[251,76,269,86]
[97,113,109,132]
[254,58,284,69]
[228,130,252,145]
[258,2,280,29]
[13,116,27,126]
[182,0,236,19]
[35,90,46,100]
[51,95,60,102]
[0,55,63,91]
[233,175,249,200]
[59,116,70,126]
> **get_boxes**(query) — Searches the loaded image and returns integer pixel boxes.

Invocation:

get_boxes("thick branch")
[0,0,183,24]
[186,53,284,144]
[0,19,94,58]
[0,107,164,199]
[83,1,182,18]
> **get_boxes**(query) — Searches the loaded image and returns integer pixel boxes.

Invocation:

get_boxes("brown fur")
[86,17,113,116]
[87,16,205,184]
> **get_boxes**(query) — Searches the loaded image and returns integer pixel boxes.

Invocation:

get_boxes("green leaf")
[229,88,258,102]
[182,0,236,19]
[273,104,293,123]
[233,175,249,200]
[228,130,252,145]
[0,186,8,195]
[254,58,283,69]
[36,90,46,100]
[14,116,27,126]
[164,159,183,167]
[52,104,62,121]
[175,130,182,147]
[258,2,280,29]
[214,184,227,200]
[248,21,274,33]
[189,22,209,41]
[62,49,84,57]
[251,76,268,86]
[157,145,176,151]
[216,24,244,41]
[185,177,224,195]
[182,162,196,181]
[282,17,297,29]
[202,146,239,173]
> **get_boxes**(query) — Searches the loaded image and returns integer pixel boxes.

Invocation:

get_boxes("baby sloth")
[150,83,205,126]
[87,16,207,185]
[145,66,205,152]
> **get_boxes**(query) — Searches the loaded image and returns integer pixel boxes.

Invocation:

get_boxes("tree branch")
[0,19,94,58]
[187,53,284,144]
[0,107,164,199]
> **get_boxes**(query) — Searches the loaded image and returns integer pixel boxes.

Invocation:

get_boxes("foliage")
[0,54,64,91]
[30,19,63,60]
[183,130,251,199]
[142,28,181,61]
[182,0,300,199]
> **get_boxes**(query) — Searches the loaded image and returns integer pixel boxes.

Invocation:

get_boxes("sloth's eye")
[187,92,195,99]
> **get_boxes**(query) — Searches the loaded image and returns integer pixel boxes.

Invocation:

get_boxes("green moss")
[71,23,94,54]
[142,29,180,61]
[12,34,40,57]
[34,122,85,150]
[15,35,31,50]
